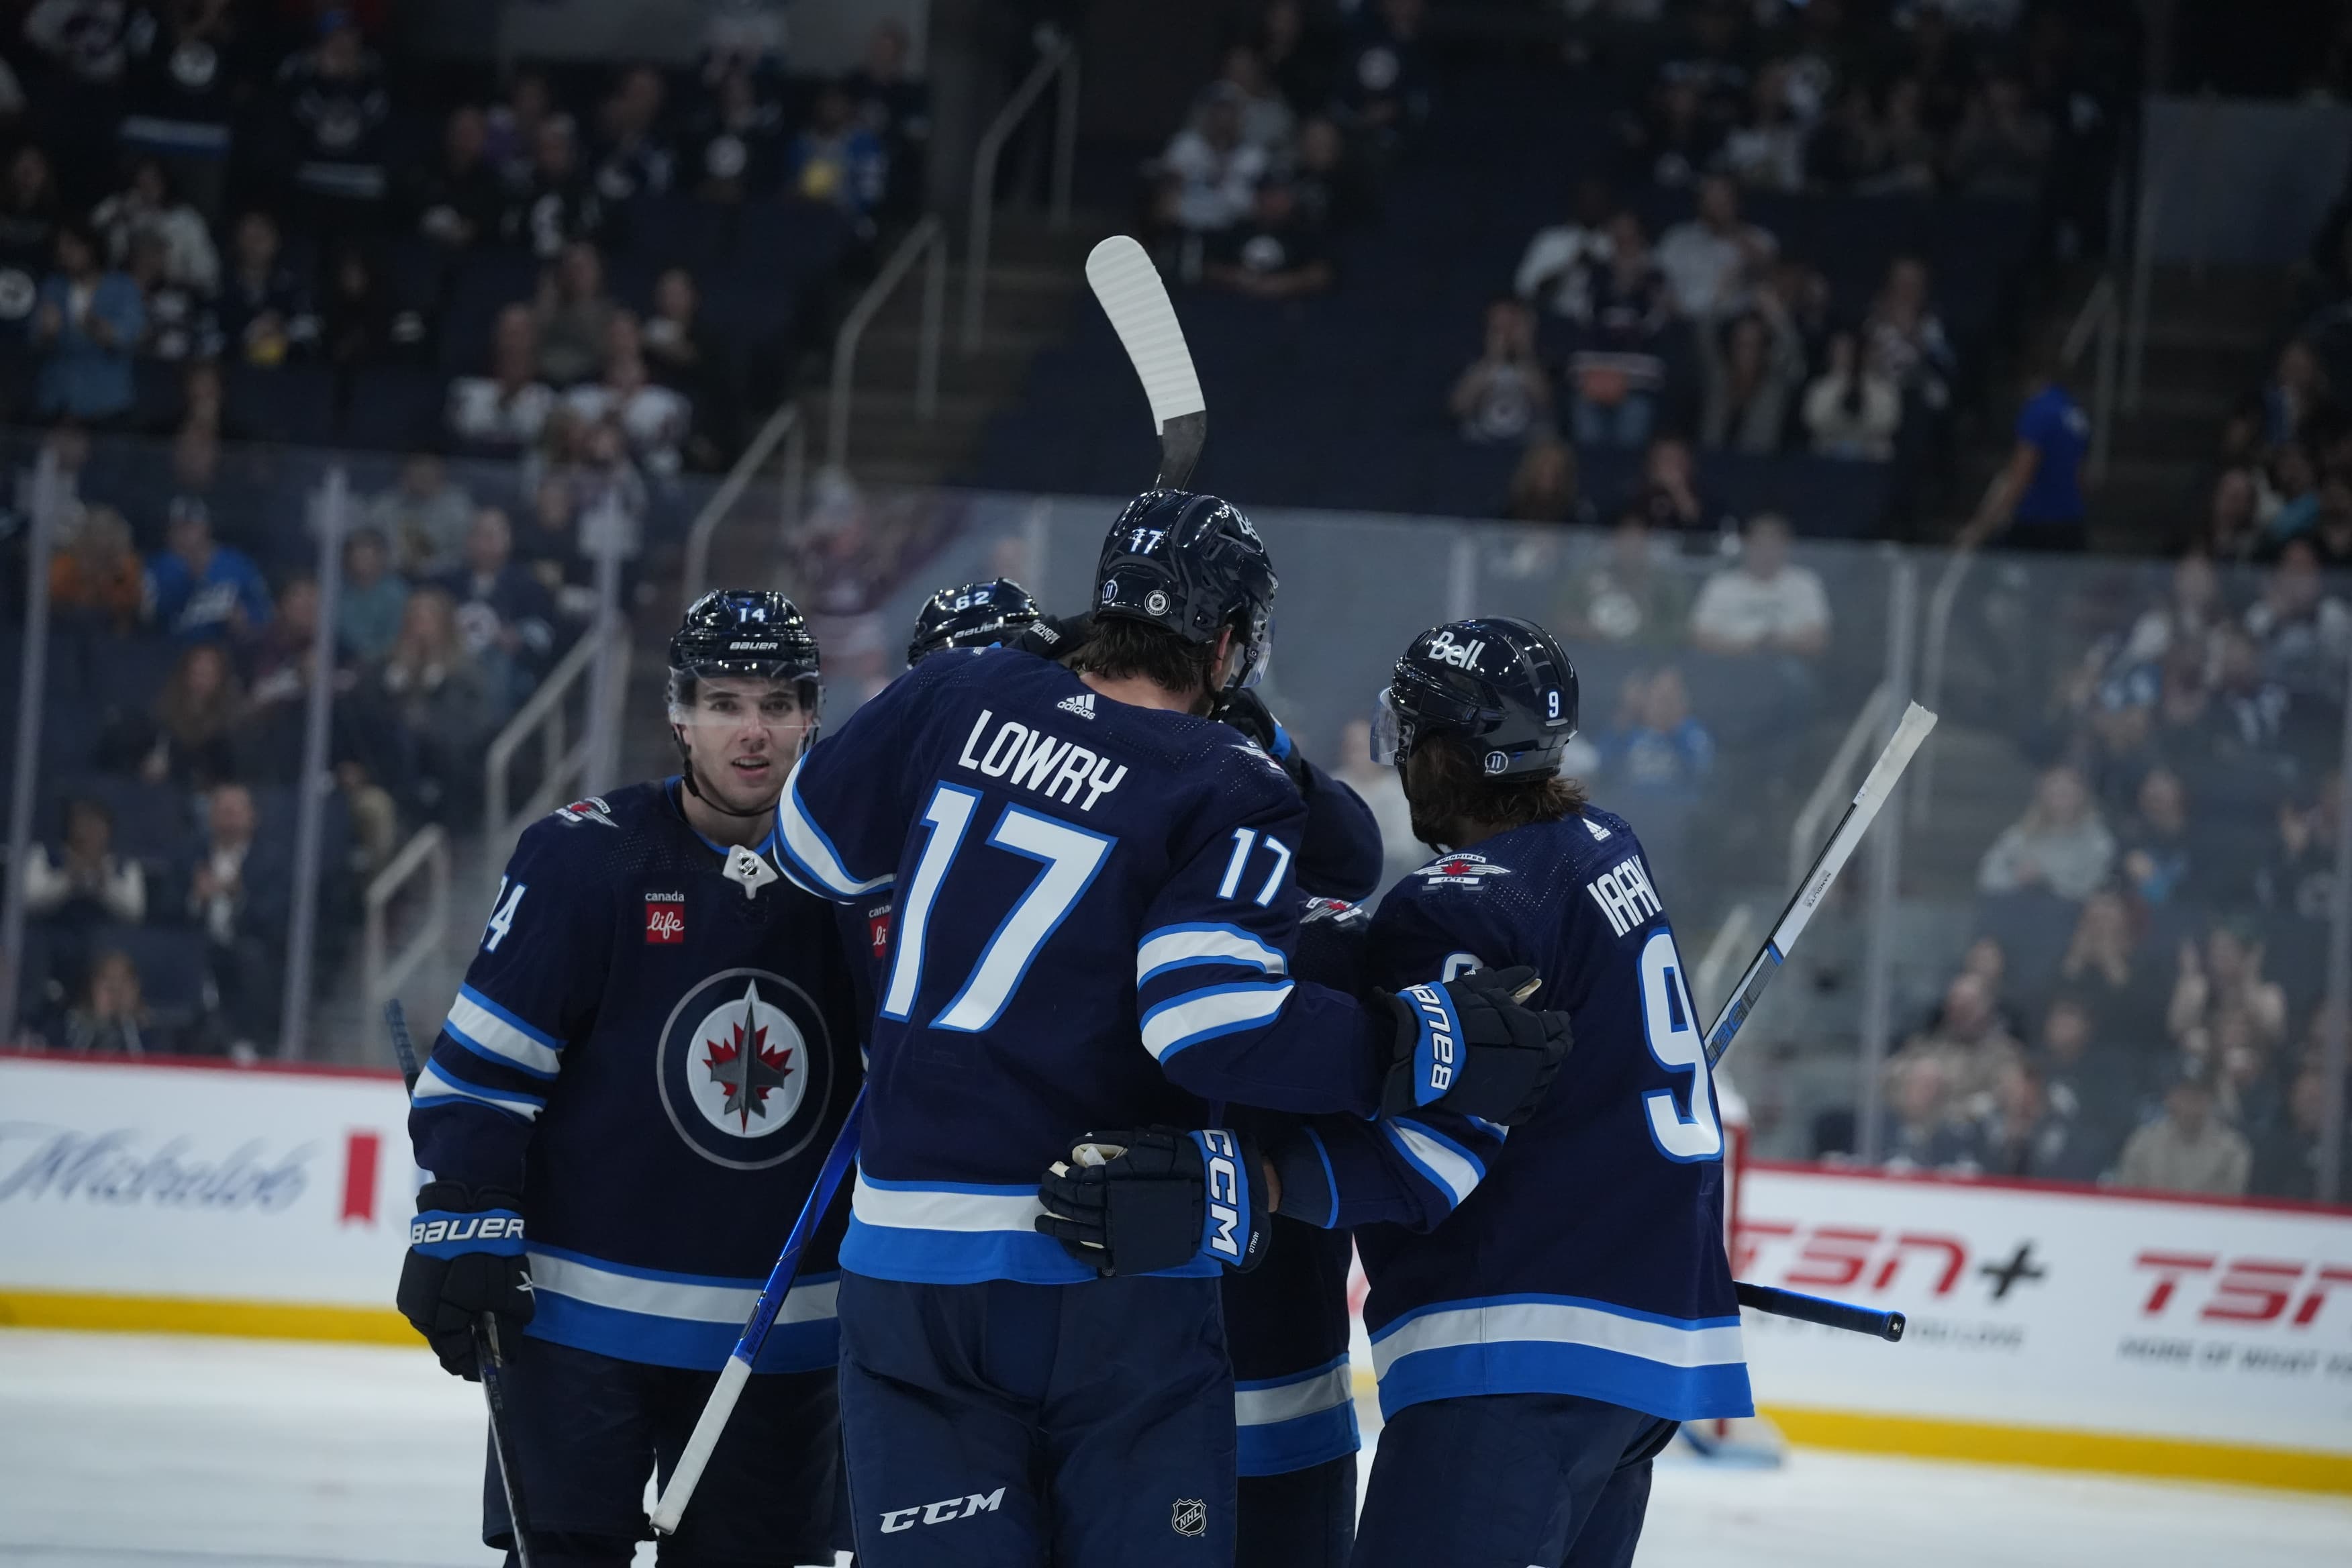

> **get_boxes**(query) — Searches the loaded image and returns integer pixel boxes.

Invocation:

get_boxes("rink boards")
[1,1052,2347,1491]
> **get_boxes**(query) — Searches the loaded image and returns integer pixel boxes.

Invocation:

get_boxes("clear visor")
[1370,687,1408,766]
[1230,611,1275,692]
[670,675,824,758]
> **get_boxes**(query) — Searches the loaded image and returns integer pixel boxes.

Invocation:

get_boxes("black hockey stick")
[1086,236,1207,488]
[1735,1281,1906,1342]
[386,1000,538,1568]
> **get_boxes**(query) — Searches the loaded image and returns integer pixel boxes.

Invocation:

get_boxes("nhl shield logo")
[1170,1499,1206,1538]
[655,967,835,1170]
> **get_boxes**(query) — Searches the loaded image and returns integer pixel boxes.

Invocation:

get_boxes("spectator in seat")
[2117,767,2215,912]
[1947,71,2051,201]
[1502,437,1586,526]
[1977,765,2115,903]
[26,797,146,931]
[449,304,556,452]
[366,453,474,580]
[107,640,239,790]
[409,104,504,251]
[1961,1061,2105,1181]
[1656,175,1776,322]
[1603,666,1713,802]
[91,158,217,295]
[2254,774,2341,985]
[338,525,409,663]
[1563,211,1672,450]
[507,116,607,262]
[0,144,60,277]
[121,228,216,362]
[1157,87,1267,239]
[1624,433,1740,552]
[1515,175,1618,320]
[356,586,496,822]
[1618,77,1722,192]
[643,268,737,467]
[1698,305,1804,455]
[32,222,144,424]
[437,507,557,716]
[592,64,675,204]
[2206,467,2261,562]
[1961,351,2088,552]
[1882,1055,1971,1170]
[1864,256,1956,422]
[2245,538,2352,705]
[275,9,391,226]
[60,949,163,1057]
[1256,0,1334,116]
[1690,512,1830,659]
[2253,1059,2340,1199]
[533,242,617,389]
[2257,338,2333,450]
[119,0,256,220]
[1892,971,2026,1108]
[844,20,931,217]
[2116,1064,2251,1197]
[564,313,691,477]
[2167,922,2288,1060]
[1802,328,1901,460]
[685,62,785,205]
[486,70,556,185]
[789,82,887,227]
[2035,994,2134,1167]
[1804,82,1887,193]
[1450,297,1551,444]
[2053,889,2169,1058]
[1719,58,1806,193]
[1208,44,1295,162]
[183,780,287,1050]
[215,211,316,369]
[1561,513,1689,648]
[144,497,270,643]
[1866,77,1940,195]
[51,502,144,632]
[1334,0,1429,151]
[320,246,418,374]
[1203,183,1334,301]
[1289,116,1373,236]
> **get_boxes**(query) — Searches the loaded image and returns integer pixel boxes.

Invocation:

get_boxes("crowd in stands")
[0,3,938,1059]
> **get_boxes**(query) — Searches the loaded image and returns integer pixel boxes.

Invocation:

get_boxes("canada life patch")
[645,891,685,944]
[868,911,892,959]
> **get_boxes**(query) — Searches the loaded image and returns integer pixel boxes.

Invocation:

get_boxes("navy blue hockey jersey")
[773,648,1389,1286]
[1271,810,1751,1424]
[408,782,875,1374]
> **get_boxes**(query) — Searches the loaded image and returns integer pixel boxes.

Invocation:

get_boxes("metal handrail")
[681,403,804,614]
[485,630,601,843]
[362,824,451,1019]
[828,213,946,475]
[1790,681,1893,887]
[962,36,1079,351]
[1908,550,1977,827]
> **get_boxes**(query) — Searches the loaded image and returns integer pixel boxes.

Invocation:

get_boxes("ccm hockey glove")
[395,1180,532,1380]
[1380,965,1573,1126]
[1210,689,1313,793]
[1036,1127,1271,1277]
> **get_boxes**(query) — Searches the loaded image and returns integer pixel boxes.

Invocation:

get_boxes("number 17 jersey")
[774,648,1387,1287]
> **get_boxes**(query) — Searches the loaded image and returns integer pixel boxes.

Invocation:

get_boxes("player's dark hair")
[1066,617,1219,709]
[1410,733,1587,840]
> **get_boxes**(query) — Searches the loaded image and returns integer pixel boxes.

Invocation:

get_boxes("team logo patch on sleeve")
[655,969,838,1169]
[1411,852,1510,887]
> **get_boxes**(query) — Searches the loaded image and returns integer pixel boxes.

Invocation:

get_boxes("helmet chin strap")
[673,726,787,820]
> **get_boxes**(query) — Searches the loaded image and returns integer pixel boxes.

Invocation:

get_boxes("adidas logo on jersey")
[1056,691,1097,720]
[1583,817,1612,842]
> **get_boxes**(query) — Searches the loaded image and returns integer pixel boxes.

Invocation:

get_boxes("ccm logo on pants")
[879,1489,1005,1533]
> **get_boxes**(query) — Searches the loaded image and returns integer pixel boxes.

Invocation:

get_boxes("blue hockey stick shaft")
[1735,1281,1906,1342]
[385,999,538,1568]
[650,1083,867,1536]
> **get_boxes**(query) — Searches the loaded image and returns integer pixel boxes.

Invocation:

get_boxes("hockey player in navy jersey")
[1055,616,1753,1568]
[397,590,879,1567]
[773,491,1571,1566]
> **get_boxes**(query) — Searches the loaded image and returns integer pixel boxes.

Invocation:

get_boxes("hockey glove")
[1011,612,1095,664]
[1380,965,1573,1126]
[1210,689,1313,793]
[395,1181,533,1380]
[1036,1127,1270,1277]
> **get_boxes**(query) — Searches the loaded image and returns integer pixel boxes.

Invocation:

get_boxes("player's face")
[677,676,815,814]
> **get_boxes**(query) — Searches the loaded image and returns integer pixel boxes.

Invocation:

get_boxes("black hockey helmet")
[1372,616,1579,781]
[1093,489,1277,691]
[906,577,1041,665]
[669,589,822,711]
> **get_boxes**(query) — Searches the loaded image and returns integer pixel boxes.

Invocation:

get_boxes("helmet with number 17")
[1372,616,1579,781]
[1092,489,1277,691]
[906,577,1042,665]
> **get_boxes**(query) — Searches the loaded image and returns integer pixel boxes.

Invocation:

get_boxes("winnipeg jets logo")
[1057,691,1097,720]
[656,969,835,1169]
[1413,853,1510,886]
[554,796,620,828]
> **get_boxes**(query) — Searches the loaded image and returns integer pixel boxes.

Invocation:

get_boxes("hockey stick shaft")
[385,1000,537,1568]
[1734,1281,1906,1342]
[650,1083,867,1536]
[1703,701,1937,1069]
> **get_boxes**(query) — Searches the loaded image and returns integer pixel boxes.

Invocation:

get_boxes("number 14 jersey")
[774,648,1389,1287]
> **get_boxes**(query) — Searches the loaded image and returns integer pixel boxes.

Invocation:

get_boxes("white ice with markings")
[1,1330,2345,1567]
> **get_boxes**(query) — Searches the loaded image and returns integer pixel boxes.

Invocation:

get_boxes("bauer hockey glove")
[1036,1127,1271,1277]
[1379,965,1573,1126]
[1210,689,1314,793]
[395,1181,533,1380]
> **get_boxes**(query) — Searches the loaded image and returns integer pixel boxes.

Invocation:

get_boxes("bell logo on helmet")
[1484,750,1509,775]
[1426,629,1485,669]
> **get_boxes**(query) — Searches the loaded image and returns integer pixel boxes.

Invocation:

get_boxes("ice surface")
[3,1330,2345,1567]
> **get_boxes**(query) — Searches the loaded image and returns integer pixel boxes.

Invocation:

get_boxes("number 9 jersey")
[1346,808,1754,1426]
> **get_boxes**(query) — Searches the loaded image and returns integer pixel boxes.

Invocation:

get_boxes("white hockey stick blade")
[1085,236,1206,487]
[1702,700,1937,1067]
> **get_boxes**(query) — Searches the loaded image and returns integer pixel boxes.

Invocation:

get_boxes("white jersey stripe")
[445,992,561,1078]
[529,1251,837,1326]
[1234,1364,1356,1428]
[1371,1300,1747,1380]
[850,1174,1046,1234]
[1135,924,1287,987]
[1138,981,1293,1061]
